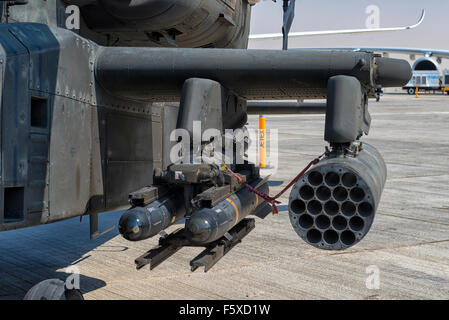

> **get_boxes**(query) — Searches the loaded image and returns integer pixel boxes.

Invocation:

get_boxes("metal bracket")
[128,185,169,207]
[190,219,255,272]
[89,212,115,240]
[133,219,256,272]
[135,228,187,270]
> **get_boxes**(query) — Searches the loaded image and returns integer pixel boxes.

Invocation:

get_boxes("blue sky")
[249,0,449,50]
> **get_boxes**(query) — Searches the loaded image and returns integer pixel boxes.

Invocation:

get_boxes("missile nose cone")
[118,212,143,241]
[185,214,213,244]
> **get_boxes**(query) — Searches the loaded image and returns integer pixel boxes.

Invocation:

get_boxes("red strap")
[227,156,322,214]
[270,157,321,201]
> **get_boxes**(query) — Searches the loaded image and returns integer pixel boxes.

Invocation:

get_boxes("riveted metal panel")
[0,24,30,227]
[51,28,96,105]
[9,24,59,94]
[48,96,92,222]
[0,53,2,225]
[0,27,29,189]
[105,112,153,208]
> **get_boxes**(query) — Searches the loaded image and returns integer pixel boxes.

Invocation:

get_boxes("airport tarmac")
[0,94,448,300]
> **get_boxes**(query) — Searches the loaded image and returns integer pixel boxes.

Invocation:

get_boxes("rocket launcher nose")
[374,57,412,87]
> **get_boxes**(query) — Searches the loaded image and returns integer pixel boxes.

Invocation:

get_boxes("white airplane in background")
[249,5,444,70]
[302,47,449,62]
[249,8,426,42]
[295,47,449,74]
[250,3,449,96]
[300,47,449,96]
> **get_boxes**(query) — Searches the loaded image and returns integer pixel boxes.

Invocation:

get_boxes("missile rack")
[135,218,256,272]
[128,163,271,272]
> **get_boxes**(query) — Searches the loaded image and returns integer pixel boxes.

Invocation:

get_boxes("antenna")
[281,0,296,50]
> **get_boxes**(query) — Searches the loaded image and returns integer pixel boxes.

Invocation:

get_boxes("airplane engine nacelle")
[65,0,252,49]
[288,143,386,250]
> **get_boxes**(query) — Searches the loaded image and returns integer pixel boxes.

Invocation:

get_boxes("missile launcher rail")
[117,74,392,272]
[127,163,270,272]
[135,218,256,272]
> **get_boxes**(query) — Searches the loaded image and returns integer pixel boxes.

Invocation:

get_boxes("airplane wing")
[249,9,425,41]
[294,47,449,59]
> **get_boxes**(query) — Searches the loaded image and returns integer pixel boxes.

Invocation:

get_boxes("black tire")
[407,88,415,95]
[24,279,84,300]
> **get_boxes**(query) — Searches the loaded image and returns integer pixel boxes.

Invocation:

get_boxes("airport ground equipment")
[403,69,449,95]
[403,70,441,95]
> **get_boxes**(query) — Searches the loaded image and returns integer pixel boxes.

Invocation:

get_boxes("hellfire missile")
[118,192,185,242]
[185,179,269,245]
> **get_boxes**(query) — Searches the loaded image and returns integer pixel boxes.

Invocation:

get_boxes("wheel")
[23,279,84,300]
[407,88,415,95]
